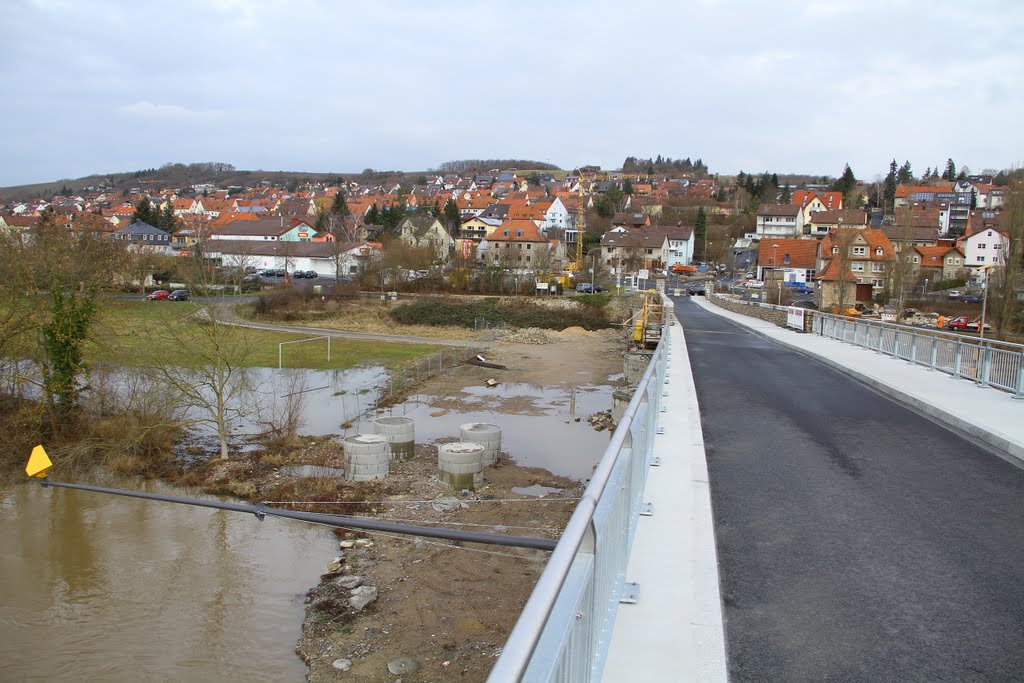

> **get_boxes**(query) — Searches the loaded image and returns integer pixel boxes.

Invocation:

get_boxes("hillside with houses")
[1,160,1021,314]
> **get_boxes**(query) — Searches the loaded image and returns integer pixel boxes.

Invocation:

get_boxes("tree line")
[621,155,709,178]
[435,159,561,173]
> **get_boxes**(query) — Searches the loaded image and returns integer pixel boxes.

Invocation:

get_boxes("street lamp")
[979,265,991,341]
[772,243,782,305]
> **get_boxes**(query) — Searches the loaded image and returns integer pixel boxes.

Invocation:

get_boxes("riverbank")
[6,316,627,681]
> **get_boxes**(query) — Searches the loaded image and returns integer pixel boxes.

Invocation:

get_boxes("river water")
[0,474,334,681]
[1,366,616,679]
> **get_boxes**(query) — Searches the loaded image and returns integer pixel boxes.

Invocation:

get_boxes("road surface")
[674,294,1024,682]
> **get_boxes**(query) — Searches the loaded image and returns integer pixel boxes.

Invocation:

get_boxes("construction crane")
[569,177,585,272]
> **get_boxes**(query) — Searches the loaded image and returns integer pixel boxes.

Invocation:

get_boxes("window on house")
[873,279,884,287]
[875,247,883,256]
[978,243,986,249]
[853,246,867,255]
[647,249,653,255]
[978,256,986,262]
[913,256,919,263]
[954,258,961,264]
[832,247,838,254]
[872,263,883,272]
[852,263,865,272]
[994,244,1003,250]
[526,255,531,262]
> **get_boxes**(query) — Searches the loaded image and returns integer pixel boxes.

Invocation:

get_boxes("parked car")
[146,289,170,300]
[168,289,190,301]
[261,269,276,277]
[292,270,306,278]
[576,283,605,293]
[962,295,983,304]
[785,283,814,294]
[688,284,707,296]
[791,299,818,310]
[274,268,286,277]
[744,279,764,289]
[947,290,963,300]
[304,270,319,279]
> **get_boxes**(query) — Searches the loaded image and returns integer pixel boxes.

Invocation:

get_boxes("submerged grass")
[89,299,442,369]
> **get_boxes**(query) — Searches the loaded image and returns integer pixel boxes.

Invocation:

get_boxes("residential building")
[482,220,552,268]
[792,190,843,213]
[755,239,819,284]
[210,218,318,242]
[756,204,806,239]
[817,228,896,301]
[110,220,172,252]
[959,228,1009,269]
[396,213,455,262]
[911,246,965,283]
[807,209,868,237]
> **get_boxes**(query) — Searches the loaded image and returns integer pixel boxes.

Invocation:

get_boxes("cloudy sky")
[3,0,1022,186]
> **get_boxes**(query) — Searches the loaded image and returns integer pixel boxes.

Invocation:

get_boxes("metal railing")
[814,312,1024,396]
[488,318,670,681]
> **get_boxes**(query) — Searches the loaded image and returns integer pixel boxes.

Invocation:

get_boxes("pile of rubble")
[500,327,554,344]
[588,410,617,432]
[901,308,943,328]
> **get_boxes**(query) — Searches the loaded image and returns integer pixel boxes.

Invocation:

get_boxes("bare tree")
[991,183,1024,338]
[146,264,257,459]
[887,207,918,317]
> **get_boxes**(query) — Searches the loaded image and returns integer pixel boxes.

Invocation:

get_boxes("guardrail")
[487,320,670,681]
[814,312,1024,396]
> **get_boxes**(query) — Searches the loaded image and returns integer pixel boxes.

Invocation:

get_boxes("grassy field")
[89,299,443,369]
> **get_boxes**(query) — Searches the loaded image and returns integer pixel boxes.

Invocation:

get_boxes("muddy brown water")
[1,475,333,681]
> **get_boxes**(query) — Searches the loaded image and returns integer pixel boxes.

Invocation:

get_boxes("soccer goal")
[278,335,331,369]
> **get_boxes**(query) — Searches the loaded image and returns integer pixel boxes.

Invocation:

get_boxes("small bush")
[574,293,612,309]
[389,297,612,330]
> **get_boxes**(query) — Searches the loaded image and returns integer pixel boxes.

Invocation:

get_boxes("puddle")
[511,484,564,497]
[374,382,615,480]
[280,465,346,478]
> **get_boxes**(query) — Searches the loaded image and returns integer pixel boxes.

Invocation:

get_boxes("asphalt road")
[673,294,1024,682]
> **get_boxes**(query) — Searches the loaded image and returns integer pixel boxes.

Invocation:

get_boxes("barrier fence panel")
[812,311,1024,396]
[488,319,669,682]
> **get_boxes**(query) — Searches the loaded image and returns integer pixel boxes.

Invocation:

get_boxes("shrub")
[389,297,612,330]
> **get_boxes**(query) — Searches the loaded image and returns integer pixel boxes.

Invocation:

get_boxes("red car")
[146,289,170,300]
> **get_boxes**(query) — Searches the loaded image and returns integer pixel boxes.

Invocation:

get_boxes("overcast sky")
[3,0,1023,187]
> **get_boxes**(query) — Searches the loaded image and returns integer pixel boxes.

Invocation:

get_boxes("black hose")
[38,479,557,551]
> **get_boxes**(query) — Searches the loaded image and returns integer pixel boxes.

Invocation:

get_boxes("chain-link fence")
[474,316,508,341]
[380,345,487,405]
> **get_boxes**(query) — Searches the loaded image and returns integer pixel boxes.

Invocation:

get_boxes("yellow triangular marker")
[26,445,52,479]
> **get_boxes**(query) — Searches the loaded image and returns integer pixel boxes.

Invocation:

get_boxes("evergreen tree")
[331,190,350,217]
[942,158,957,181]
[780,184,791,203]
[365,204,381,225]
[694,207,707,260]
[883,159,898,210]
[957,169,967,181]
[160,202,176,232]
[443,198,461,234]
[897,161,913,184]
[623,178,634,195]
[133,198,153,225]
[832,164,858,203]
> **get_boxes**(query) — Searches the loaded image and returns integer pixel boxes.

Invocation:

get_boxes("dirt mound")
[559,326,589,336]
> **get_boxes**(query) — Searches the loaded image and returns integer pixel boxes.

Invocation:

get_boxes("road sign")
[26,445,52,478]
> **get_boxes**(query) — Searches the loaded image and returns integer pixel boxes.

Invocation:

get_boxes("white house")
[959,228,1009,270]
[756,204,806,239]
[210,218,318,242]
